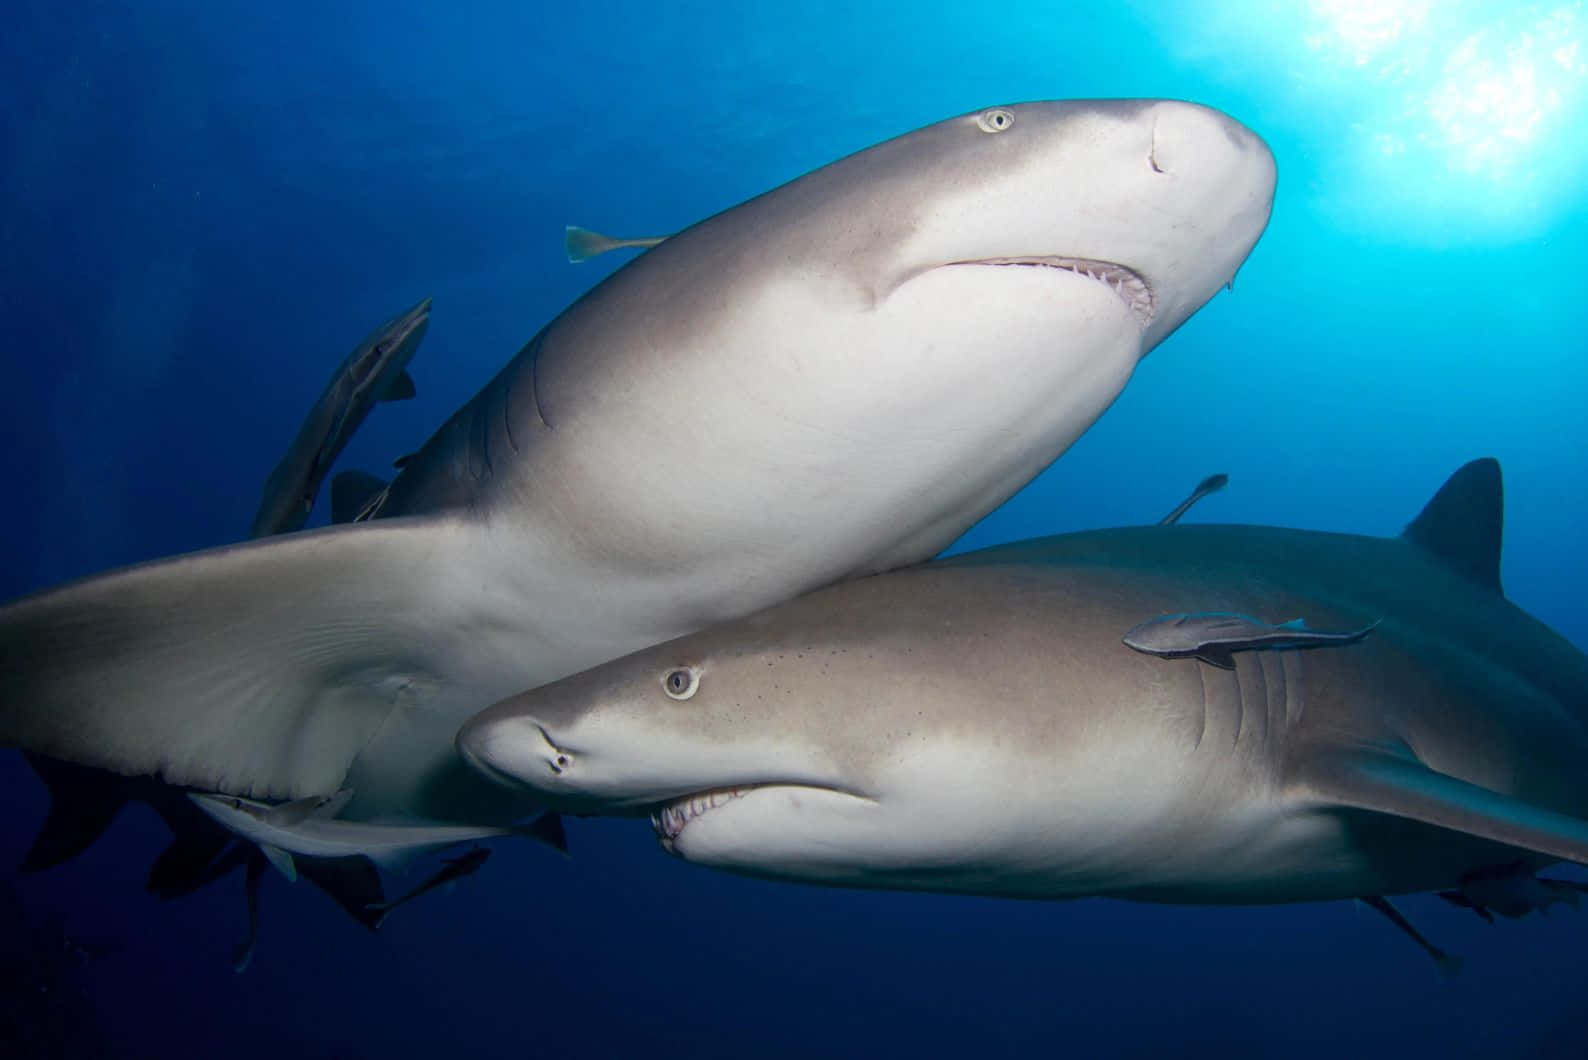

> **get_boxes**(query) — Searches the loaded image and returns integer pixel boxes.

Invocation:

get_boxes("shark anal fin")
[1294,748,1588,867]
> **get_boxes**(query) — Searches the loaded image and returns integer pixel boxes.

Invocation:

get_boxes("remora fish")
[186,792,560,878]
[0,100,1276,826]
[250,297,431,536]
[364,847,492,929]
[459,459,1588,931]
[1122,612,1379,669]
[1157,472,1227,525]
[564,225,669,263]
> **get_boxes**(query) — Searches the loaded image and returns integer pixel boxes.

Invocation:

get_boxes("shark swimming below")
[458,459,1588,931]
[0,99,1276,827]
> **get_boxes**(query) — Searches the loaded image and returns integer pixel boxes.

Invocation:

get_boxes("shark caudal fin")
[0,515,487,801]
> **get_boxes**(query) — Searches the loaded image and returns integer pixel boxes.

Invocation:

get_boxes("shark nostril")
[535,724,572,776]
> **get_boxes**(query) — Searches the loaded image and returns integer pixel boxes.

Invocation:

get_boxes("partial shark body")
[459,459,1588,912]
[0,100,1275,825]
[250,297,431,537]
[185,792,550,877]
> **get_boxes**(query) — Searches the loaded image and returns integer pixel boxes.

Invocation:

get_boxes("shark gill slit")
[1193,664,1209,752]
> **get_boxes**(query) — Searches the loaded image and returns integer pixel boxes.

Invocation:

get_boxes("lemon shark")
[458,459,1588,927]
[0,100,1276,827]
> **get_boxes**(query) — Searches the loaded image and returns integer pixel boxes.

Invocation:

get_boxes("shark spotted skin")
[459,459,1588,922]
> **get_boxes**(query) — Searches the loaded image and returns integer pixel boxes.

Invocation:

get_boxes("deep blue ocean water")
[3,2,1586,1057]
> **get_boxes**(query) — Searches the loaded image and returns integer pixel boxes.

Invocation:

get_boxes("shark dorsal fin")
[1401,458,1504,595]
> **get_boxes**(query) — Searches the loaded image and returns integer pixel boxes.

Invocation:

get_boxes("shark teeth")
[651,786,755,843]
[970,256,1154,328]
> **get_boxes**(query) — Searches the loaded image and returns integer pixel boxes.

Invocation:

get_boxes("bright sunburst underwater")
[1150,0,1587,239]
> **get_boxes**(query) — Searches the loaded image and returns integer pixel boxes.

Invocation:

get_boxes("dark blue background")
[3,2,1586,1057]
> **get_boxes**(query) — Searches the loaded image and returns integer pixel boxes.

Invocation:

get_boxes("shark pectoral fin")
[0,516,482,800]
[381,370,417,402]
[1295,748,1588,867]
[298,855,387,932]
[330,471,389,524]
[259,843,297,883]
[146,834,242,899]
[18,753,132,872]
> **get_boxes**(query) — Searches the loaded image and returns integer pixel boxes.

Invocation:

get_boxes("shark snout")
[456,712,570,792]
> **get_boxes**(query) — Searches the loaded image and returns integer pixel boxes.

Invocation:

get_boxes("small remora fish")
[364,847,491,928]
[563,225,668,263]
[1122,612,1379,669]
[1158,473,1228,525]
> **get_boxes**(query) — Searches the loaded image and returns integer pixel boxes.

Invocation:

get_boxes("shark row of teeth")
[652,786,754,841]
[976,256,1154,328]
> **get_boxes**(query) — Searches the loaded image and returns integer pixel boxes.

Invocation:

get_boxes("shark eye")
[662,667,700,700]
[976,108,1014,134]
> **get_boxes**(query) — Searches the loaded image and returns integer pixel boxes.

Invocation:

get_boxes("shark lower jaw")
[651,785,759,848]
[650,783,870,852]
[952,257,1154,329]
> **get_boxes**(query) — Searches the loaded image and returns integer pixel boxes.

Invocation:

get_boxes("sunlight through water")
[1151,0,1587,239]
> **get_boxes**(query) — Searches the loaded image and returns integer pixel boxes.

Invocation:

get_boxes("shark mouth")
[964,257,1154,328]
[652,786,756,848]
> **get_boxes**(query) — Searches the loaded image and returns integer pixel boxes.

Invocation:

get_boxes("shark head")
[457,564,1238,897]
[520,99,1277,591]
[814,99,1277,352]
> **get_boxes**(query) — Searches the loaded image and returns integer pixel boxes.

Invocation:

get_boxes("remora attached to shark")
[0,100,1275,826]
[250,297,431,537]
[459,459,1588,912]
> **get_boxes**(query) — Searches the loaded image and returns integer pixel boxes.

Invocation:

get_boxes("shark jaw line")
[650,783,873,851]
[951,257,1155,329]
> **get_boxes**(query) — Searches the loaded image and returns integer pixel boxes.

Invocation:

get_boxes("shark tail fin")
[0,515,487,801]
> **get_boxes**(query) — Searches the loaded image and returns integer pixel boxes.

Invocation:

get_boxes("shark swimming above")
[250,297,431,537]
[0,100,1276,827]
[458,459,1588,927]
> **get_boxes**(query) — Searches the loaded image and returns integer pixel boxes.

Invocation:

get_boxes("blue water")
[3,2,1586,1056]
